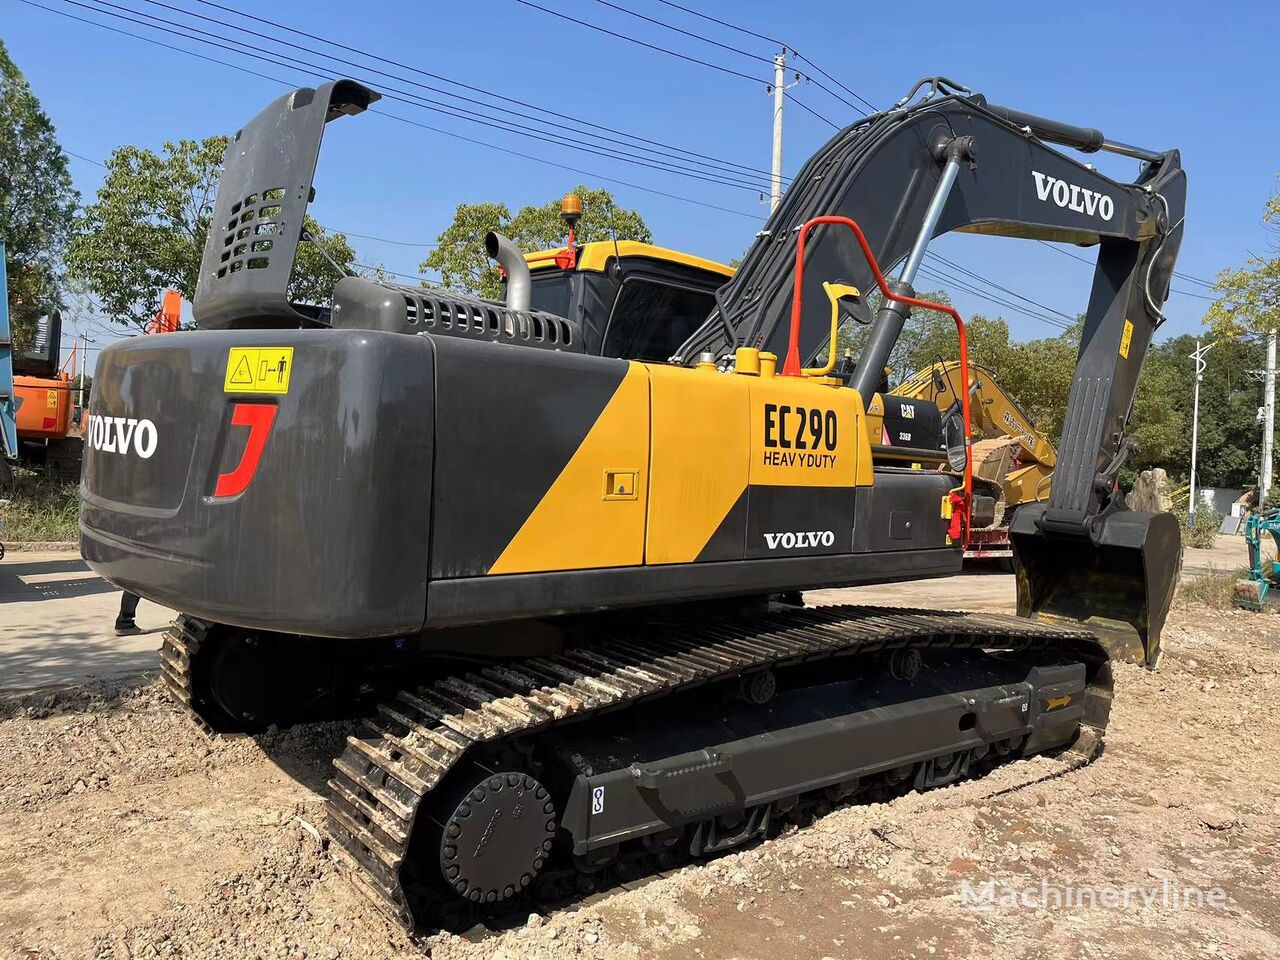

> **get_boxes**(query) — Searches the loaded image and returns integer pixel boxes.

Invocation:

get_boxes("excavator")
[892,360,1056,562]
[79,76,1185,932]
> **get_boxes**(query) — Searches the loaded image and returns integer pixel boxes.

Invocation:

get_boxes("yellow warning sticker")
[1119,319,1133,359]
[224,347,294,394]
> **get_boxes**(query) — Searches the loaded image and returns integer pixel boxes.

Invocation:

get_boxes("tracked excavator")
[892,360,1057,561]
[79,76,1185,932]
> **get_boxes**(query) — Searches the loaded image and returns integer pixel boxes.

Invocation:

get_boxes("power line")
[372,109,763,220]
[27,0,768,216]
[929,252,1077,324]
[1173,271,1217,290]
[1033,239,1220,300]
[783,91,838,130]
[651,0,782,46]
[67,143,444,247]
[77,0,775,193]
[643,14,1077,323]
[33,0,1094,326]
[584,0,867,117]
[187,0,782,184]
[647,0,878,114]
[916,263,1074,332]
[511,0,765,84]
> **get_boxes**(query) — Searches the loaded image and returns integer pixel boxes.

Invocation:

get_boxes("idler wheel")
[439,771,557,904]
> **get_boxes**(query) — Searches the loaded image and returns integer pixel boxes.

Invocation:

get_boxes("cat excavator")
[79,76,1185,932]
[893,360,1057,561]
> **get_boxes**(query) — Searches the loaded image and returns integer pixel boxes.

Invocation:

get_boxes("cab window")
[601,279,716,362]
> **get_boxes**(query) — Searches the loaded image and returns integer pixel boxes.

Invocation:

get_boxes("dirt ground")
[1,597,1277,960]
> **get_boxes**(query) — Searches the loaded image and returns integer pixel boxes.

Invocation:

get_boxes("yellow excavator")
[80,77,1185,932]
[894,361,1056,562]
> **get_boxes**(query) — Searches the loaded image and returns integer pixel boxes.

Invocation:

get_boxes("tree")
[67,136,356,332]
[1205,177,1280,338]
[0,39,79,352]
[1151,334,1269,489]
[421,185,651,300]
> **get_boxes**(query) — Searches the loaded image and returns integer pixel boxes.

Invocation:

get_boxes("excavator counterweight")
[80,76,1186,931]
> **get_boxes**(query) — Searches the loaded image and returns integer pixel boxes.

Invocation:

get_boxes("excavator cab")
[521,239,734,362]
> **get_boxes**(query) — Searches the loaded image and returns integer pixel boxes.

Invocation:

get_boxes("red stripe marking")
[214,403,277,499]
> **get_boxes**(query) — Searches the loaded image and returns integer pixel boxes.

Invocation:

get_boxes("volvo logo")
[764,530,836,550]
[1032,170,1114,221]
[86,414,159,459]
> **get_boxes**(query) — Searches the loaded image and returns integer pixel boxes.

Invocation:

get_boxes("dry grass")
[0,471,79,542]
[1177,568,1250,608]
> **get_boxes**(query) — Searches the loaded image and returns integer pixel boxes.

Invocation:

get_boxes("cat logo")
[900,403,915,419]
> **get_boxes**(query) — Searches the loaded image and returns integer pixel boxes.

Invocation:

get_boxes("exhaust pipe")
[485,231,531,312]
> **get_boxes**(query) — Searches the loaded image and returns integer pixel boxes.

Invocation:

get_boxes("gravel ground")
[1,602,1277,960]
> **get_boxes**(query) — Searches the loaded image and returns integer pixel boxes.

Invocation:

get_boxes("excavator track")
[321,604,1106,933]
[159,617,214,736]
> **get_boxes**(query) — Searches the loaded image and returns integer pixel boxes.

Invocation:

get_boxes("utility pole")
[1262,330,1277,504]
[769,49,786,213]
[1189,339,1216,526]
[77,331,87,409]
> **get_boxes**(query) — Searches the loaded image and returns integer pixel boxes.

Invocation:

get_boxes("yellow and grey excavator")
[894,360,1056,561]
[79,76,1185,932]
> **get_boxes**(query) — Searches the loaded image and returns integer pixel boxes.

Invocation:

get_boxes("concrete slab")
[0,551,175,691]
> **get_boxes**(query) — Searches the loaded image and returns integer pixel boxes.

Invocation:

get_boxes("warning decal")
[224,347,294,394]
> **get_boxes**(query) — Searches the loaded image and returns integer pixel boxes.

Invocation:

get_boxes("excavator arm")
[678,78,1184,666]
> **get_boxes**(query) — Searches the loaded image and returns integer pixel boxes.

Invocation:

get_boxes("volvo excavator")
[892,360,1057,561]
[79,76,1185,933]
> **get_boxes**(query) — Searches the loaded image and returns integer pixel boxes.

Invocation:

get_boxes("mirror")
[836,291,872,326]
[943,409,968,473]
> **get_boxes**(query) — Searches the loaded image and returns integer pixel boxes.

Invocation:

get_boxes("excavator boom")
[677,78,1183,665]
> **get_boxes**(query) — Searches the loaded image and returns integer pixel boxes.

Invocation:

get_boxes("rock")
[584,931,600,945]
[1196,804,1241,831]
[525,913,543,929]
[1125,468,1174,513]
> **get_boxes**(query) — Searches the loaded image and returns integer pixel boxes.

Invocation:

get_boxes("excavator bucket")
[1009,506,1181,668]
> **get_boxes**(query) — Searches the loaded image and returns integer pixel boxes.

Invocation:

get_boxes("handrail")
[781,215,973,544]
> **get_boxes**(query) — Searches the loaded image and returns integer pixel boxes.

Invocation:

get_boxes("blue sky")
[6,0,1279,362]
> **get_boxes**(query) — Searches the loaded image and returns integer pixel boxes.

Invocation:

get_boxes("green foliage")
[0,39,79,352]
[1151,334,1272,489]
[0,473,79,542]
[840,293,1192,475]
[421,185,651,299]
[1179,508,1223,549]
[67,136,355,331]
[1204,177,1280,338]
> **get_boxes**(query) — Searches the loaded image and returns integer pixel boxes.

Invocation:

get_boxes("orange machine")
[15,291,181,474]
[14,370,73,440]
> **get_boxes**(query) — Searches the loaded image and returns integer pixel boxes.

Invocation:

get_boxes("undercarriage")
[159,602,1108,933]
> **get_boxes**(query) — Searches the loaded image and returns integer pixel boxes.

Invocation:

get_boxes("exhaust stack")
[485,232,531,312]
